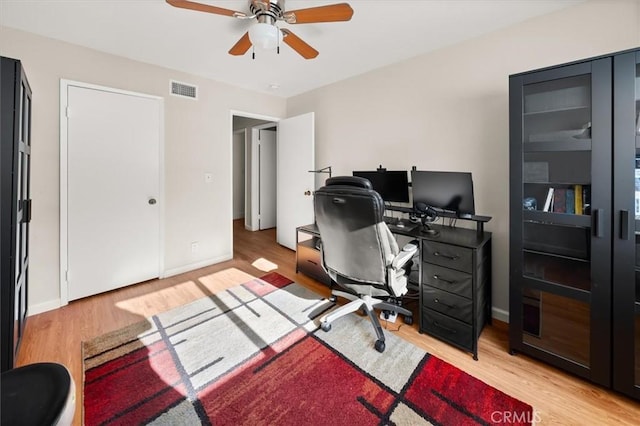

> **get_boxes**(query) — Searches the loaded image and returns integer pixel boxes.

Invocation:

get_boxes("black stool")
[1,362,75,425]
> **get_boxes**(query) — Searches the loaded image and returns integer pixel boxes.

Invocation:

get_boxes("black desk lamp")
[414,202,439,236]
[308,166,332,182]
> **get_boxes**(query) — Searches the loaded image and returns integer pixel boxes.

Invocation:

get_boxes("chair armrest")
[391,246,417,269]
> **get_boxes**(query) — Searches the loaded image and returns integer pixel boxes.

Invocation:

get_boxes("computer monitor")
[352,170,410,203]
[411,170,475,217]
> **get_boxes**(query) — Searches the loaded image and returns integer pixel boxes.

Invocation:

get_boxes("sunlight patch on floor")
[115,280,200,316]
[251,258,278,272]
[114,268,259,317]
[197,268,257,293]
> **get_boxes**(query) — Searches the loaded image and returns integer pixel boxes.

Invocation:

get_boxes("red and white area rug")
[83,272,533,425]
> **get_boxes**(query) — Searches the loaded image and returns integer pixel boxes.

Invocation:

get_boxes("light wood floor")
[18,220,639,424]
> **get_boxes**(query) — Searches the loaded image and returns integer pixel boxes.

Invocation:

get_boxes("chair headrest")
[325,176,372,189]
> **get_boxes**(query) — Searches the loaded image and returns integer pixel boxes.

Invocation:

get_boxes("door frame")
[229,110,280,250]
[232,128,247,222]
[59,79,165,306]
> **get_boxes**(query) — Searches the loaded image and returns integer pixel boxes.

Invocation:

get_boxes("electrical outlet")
[191,242,199,253]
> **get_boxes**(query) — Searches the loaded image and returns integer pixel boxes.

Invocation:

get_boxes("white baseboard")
[26,255,233,316]
[162,254,232,278]
[28,299,62,316]
[492,307,509,323]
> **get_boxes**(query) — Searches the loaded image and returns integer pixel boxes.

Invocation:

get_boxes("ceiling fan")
[166,0,354,59]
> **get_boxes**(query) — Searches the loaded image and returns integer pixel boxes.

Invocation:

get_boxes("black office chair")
[314,176,417,352]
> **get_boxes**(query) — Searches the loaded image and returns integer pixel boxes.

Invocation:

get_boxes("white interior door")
[259,128,277,229]
[64,83,162,301]
[277,112,315,250]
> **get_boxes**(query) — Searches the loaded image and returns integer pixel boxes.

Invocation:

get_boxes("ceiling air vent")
[170,80,198,100]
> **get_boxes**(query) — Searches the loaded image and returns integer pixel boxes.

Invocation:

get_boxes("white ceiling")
[0,0,584,98]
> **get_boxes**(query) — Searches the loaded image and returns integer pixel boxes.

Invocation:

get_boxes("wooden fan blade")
[229,32,252,56]
[283,3,353,24]
[281,29,319,59]
[166,0,246,18]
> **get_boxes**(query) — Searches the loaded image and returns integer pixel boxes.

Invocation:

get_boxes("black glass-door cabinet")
[510,49,640,400]
[1,57,32,372]
[509,58,613,388]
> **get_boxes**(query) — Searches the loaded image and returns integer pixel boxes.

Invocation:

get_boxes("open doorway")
[232,111,316,252]
[232,114,278,233]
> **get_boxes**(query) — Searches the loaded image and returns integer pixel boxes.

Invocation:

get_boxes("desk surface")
[390,223,491,248]
[385,204,492,223]
[299,222,491,249]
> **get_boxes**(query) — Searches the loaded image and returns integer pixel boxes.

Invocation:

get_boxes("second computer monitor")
[352,170,410,203]
[411,170,475,217]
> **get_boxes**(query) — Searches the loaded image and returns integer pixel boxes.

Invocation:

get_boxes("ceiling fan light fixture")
[248,22,283,50]
[166,0,354,59]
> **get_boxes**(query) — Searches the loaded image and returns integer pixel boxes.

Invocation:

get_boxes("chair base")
[320,290,412,353]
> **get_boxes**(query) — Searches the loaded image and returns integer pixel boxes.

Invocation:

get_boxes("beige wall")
[287,0,640,320]
[0,26,286,313]
[3,0,639,320]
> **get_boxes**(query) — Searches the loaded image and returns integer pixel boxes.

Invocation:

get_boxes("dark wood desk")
[295,221,492,360]
[296,224,331,286]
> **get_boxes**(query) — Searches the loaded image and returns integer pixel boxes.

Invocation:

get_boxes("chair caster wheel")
[374,340,385,353]
[321,322,331,332]
[404,315,413,326]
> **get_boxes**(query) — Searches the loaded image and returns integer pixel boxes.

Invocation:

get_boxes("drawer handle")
[434,298,455,309]
[307,260,318,266]
[433,321,457,334]
[433,252,459,261]
[433,274,455,284]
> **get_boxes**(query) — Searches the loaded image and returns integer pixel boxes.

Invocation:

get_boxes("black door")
[612,50,640,400]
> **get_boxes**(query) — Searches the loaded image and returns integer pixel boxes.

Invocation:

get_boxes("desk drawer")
[422,241,473,273]
[421,308,472,350]
[422,263,472,298]
[422,287,472,323]
[297,245,331,285]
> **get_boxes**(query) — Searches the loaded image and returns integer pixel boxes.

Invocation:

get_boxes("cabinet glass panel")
[15,153,22,279]
[523,251,590,291]
[523,74,591,148]
[520,74,593,368]
[522,288,590,367]
[521,75,592,298]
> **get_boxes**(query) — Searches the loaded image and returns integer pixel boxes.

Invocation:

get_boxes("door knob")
[148,198,157,205]
[304,190,312,196]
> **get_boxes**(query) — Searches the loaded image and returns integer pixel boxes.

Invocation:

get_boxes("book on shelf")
[543,187,554,212]
[566,188,575,214]
[574,184,583,215]
[582,185,591,215]
[541,186,587,214]
[552,188,566,213]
